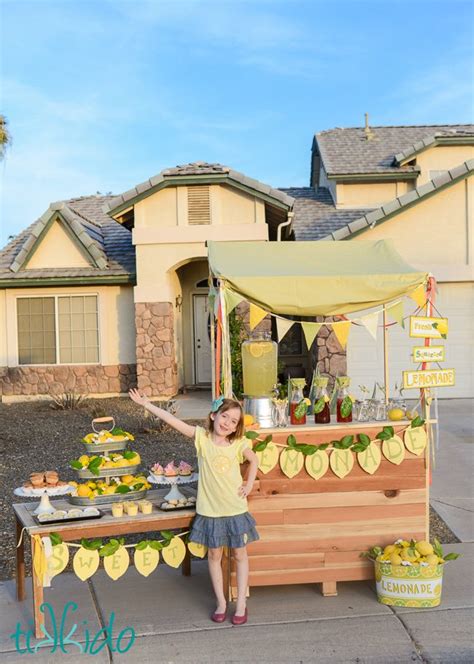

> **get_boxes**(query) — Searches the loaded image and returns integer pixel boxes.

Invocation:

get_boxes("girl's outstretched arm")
[129,388,196,439]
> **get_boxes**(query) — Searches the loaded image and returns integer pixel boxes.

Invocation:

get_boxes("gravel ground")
[0,398,459,581]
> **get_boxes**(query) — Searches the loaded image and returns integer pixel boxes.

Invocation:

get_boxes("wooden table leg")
[15,516,26,601]
[321,581,338,597]
[30,536,45,638]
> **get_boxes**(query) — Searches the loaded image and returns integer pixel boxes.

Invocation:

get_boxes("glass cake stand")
[146,472,199,501]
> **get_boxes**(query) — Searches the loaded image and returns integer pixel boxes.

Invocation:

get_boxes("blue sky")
[1,0,473,245]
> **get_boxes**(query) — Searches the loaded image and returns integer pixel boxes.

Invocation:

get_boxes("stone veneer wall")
[135,302,178,397]
[313,317,347,387]
[0,364,137,398]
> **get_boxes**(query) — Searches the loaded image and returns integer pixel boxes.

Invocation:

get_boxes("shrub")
[139,399,178,434]
[49,391,87,410]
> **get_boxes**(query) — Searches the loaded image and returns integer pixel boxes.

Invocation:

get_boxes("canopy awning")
[208,240,429,316]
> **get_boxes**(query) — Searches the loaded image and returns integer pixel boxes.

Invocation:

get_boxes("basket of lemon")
[68,475,151,505]
[363,539,460,608]
[70,451,141,478]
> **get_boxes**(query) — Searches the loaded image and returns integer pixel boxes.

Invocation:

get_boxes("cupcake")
[164,462,178,477]
[151,463,164,477]
[178,461,193,477]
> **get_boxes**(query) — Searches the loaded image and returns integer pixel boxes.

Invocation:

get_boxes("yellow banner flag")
[223,288,244,314]
[409,284,426,309]
[276,317,294,342]
[332,321,351,350]
[249,303,268,330]
[301,322,322,350]
[387,300,405,328]
[359,312,379,340]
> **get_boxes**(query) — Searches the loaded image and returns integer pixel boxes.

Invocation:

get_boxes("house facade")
[0,124,472,401]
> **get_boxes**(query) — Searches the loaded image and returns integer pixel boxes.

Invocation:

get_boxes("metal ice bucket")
[243,396,275,428]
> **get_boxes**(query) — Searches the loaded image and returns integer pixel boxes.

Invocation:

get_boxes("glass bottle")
[241,333,278,397]
[336,376,353,423]
[313,376,331,424]
[289,378,307,425]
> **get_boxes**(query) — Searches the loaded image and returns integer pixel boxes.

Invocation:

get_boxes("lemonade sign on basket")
[362,538,460,608]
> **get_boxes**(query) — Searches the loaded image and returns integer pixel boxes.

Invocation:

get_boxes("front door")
[193,294,212,384]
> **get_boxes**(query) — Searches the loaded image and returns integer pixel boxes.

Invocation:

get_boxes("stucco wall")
[25,221,92,269]
[416,145,474,185]
[336,181,412,209]
[0,289,7,366]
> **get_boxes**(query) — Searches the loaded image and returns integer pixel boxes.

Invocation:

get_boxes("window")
[17,295,99,365]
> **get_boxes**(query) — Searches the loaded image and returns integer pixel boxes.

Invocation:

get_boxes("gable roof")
[0,195,135,286]
[320,160,473,241]
[315,124,474,176]
[105,161,295,217]
[278,187,374,241]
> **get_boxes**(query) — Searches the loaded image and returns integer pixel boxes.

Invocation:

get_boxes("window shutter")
[187,186,211,225]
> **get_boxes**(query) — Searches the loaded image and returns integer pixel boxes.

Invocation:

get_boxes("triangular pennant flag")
[409,284,426,309]
[359,311,379,340]
[223,288,244,314]
[301,322,322,350]
[387,300,405,328]
[332,321,351,350]
[276,317,295,342]
[249,303,268,331]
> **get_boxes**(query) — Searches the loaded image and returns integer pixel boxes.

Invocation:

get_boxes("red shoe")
[232,608,248,625]
[211,610,227,623]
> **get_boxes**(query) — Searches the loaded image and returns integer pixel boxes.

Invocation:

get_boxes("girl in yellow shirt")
[129,389,258,626]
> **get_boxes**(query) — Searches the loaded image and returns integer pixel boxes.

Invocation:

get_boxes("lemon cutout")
[162,536,186,568]
[304,450,329,480]
[73,547,100,581]
[279,448,304,478]
[330,448,354,478]
[256,441,279,474]
[134,546,159,577]
[357,442,381,475]
[187,541,208,558]
[47,543,69,579]
[104,546,129,580]
[382,435,405,465]
[404,427,427,456]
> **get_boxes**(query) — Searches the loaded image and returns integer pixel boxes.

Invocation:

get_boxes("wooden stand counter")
[235,420,431,598]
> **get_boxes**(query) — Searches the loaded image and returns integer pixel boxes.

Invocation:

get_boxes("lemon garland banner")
[40,530,208,585]
[247,417,427,479]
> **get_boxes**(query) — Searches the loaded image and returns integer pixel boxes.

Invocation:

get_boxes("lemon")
[435,321,448,337]
[248,342,273,358]
[388,408,405,421]
[129,452,141,464]
[384,544,396,556]
[121,475,135,485]
[244,414,254,426]
[406,410,419,420]
[425,554,439,566]
[390,553,403,566]
[401,549,419,563]
[415,541,434,556]
[77,485,92,498]
[434,583,442,596]
[78,455,90,467]
[86,481,97,489]
[69,481,78,487]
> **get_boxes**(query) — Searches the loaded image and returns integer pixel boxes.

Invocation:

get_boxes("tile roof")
[315,124,474,175]
[105,162,294,215]
[318,159,473,241]
[278,187,374,241]
[0,195,135,284]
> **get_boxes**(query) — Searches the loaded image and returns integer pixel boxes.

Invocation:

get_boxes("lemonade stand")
[208,239,440,598]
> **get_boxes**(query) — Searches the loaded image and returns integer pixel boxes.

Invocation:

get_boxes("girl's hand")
[129,388,150,407]
[238,483,253,498]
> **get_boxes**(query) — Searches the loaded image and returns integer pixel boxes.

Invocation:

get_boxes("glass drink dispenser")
[241,334,278,397]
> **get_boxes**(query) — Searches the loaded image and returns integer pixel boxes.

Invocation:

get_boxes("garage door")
[347,282,473,399]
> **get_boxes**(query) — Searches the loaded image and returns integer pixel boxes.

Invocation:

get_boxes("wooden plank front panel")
[237,425,429,589]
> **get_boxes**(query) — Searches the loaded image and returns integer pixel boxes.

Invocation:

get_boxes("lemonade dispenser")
[242,333,278,428]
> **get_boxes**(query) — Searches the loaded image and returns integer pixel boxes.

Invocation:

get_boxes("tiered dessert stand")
[147,469,199,502]
[69,417,148,506]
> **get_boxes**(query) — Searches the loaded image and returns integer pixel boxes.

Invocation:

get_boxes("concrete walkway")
[0,544,472,663]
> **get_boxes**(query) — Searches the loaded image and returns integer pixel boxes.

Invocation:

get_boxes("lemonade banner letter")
[330,449,354,478]
[382,436,405,465]
[256,442,279,474]
[305,450,329,480]
[134,546,159,577]
[279,448,304,478]
[73,547,100,581]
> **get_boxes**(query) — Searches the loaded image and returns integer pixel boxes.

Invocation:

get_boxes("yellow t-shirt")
[194,426,252,517]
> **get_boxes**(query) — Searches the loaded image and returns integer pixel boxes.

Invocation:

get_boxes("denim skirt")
[189,512,259,549]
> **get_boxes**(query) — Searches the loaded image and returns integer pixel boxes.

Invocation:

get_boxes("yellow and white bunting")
[249,303,268,331]
[162,536,187,568]
[73,547,100,581]
[330,449,354,478]
[276,317,295,342]
[359,311,379,340]
[357,442,382,475]
[305,450,329,480]
[223,289,244,314]
[134,546,160,577]
[382,435,405,465]
[409,284,427,309]
[301,322,322,350]
[387,301,405,328]
[332,321,351,350]
[279,448,304,478]
[104,546,130,581]
[404,427,428,456]
[256,441,279,474]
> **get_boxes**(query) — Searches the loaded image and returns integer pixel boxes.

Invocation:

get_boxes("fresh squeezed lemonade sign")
[404,316,455,390]
[409,316,448,339]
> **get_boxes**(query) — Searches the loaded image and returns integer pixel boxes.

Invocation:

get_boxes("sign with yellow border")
[403,368,455,389]
[412,346,445,363]
[409,317,448,339]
